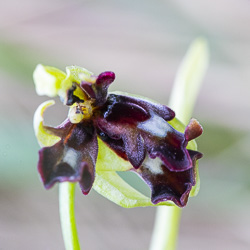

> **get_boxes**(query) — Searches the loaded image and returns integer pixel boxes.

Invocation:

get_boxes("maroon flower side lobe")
[38,120,98,194]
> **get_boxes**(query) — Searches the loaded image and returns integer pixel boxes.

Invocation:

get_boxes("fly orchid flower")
[33,64,203,208]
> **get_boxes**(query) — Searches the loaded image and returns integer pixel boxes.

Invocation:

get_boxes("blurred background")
[0,0,250,249]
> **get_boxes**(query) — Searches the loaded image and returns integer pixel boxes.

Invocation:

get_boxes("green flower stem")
[149,206,181,250]
[168,38,209,125]
[149,38,209,250]
[59,182,81,250]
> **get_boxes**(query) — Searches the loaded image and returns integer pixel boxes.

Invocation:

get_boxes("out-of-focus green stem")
[59,182,81,250]
[149,206,181,250]
[149,38,209,250]
[168,38,209,125]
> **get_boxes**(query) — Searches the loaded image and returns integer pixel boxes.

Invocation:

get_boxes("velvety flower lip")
[95,93,196,172]
[34,64,203,207]
[134,149,203,207]
[94,93,203,207]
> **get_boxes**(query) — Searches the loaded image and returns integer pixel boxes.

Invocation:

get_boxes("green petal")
[93,171,173,208]
[58,66,94,103]
[33,64,66,97]
[66,65,93,83]
[33,100,61,147]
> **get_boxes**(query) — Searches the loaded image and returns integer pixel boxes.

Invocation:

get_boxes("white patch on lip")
[138,113,171,138]
[63,148,78,167]
[142,155,164,175]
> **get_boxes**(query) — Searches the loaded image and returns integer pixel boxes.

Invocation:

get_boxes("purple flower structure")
[34,65,203,207]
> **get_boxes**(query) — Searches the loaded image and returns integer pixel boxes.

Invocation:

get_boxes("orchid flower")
[33,64,202,208]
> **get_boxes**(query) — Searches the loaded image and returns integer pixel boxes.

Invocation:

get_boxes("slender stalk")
[59,182,81,250]
[149,38,209,250]
[149,206,181,250]
[168,38,209,125]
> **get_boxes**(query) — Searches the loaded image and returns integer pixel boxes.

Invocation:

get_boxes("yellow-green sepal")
[33,100,61,147]
[59,66,94,103]
[33,64,66,97]
[93,171,173,208]
[33,64,94,102]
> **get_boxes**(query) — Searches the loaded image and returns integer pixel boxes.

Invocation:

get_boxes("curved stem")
[149,206,181,250]
[59,182,81,250]
[149,38,209,250]
[168,38,209,125]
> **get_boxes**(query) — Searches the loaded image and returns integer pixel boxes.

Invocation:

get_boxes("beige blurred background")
[0,0,250,249]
